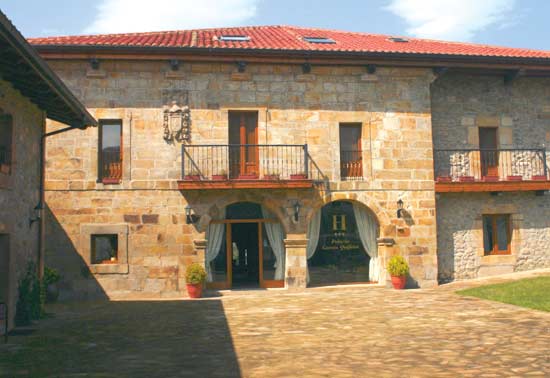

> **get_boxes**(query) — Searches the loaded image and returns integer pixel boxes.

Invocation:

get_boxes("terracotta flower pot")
[184,175,201,181]
[211,174,228,181]
[237,174,259,180]
[391,275,407,290]
[46,283,59,303]
[186,283,203,298]
[507,175,523,181]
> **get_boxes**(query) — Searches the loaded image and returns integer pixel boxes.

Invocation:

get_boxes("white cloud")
[384,0,516,41]
[84,0,259,34]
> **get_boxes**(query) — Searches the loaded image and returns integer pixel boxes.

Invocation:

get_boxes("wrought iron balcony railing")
[434,148,549,182]
[182,144,324,181]
[340,149,363,180]
[100,148,122,183]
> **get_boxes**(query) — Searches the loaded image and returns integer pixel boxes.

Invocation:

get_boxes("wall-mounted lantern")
[236,61,247,73]
[90,58,100,70]
[169,59,180,71]
[185,205,199,224]
[29,203,42,228]
[293,201,301,222]
[397,199,404,219]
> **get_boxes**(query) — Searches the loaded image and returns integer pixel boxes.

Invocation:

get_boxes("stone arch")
[306,192,390,236]
[201,196,289,234]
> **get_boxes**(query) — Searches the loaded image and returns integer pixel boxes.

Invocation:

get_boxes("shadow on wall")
[0,300,241,377]
[44,205,108,301]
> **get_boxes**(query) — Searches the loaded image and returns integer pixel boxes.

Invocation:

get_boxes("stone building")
[28,26,550,300]
[0,10,95,332]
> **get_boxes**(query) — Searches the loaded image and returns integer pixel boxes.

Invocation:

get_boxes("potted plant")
[237,173,259,180]
[212,169,228,181]
[290,172,307,180]
[43,266,61,303]
[387,255,409,290]
[184,168,201,181]
[263,171,280,180]
[507,175,523,181]
[185,263,206,298]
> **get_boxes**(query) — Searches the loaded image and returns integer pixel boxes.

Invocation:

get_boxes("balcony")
[434,148,550,192]
[178,144,322,190]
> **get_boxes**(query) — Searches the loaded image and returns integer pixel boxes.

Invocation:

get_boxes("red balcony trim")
[177,179,313,190]
[435,180,550,193]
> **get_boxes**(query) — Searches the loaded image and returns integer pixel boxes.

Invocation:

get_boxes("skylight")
[303,36,336,44]
[388,37,409,43]
[218,35,250,42]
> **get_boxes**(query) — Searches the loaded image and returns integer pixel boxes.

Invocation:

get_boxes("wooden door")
[479,127,499,177]
[205,220,284,290]
[339,124,362,179]
[229,112,259,178]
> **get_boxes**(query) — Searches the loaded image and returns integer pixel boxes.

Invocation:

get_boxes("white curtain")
[353,203,380,283]
[205,209,226,282]
[306,209,322,283]
[261,207,285,280]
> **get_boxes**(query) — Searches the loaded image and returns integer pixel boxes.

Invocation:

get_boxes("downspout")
[36,122,90,279]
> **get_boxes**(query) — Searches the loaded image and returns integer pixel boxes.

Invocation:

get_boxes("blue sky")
[2,0,549,50]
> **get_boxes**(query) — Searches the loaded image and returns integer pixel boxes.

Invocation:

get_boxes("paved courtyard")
[1,274,549,377]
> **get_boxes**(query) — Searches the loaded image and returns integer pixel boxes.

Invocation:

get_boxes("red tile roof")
[29,25,550,60]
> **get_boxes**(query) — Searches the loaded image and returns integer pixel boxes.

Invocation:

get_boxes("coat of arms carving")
[163,101,190,143]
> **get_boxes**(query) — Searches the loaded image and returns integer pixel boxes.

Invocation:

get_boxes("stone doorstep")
[477,264,515,277]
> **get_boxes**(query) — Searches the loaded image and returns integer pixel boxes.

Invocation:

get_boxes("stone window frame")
[97,119,124,185]
[93,111,131,189]
[338,122,364,181]
[80,224,129,274]
[473,204,521,266]
[0,111,15,189]
[481,214,512,255]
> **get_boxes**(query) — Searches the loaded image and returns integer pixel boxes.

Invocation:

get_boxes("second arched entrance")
[206,202,285,290]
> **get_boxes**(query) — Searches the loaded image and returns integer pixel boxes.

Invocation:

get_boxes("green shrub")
[15,262,44,326]
[185,263,206,285]
[387,255,409,277]
[43,267,61,286]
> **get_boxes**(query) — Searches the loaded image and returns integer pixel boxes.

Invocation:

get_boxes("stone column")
[377,238,396,287]
[192,239,207,268]
[284,235,308,289]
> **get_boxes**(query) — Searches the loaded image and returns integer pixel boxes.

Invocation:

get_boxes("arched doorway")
[306,200,379,286]
[206,202,285,290]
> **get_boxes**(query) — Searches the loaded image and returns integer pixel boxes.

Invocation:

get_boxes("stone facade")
[436,192,550,281]
[432,73,550,281]
[0,78,43,330]
[43,60,439,299]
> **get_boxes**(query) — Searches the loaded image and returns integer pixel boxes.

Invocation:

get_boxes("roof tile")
[28,25,550,60]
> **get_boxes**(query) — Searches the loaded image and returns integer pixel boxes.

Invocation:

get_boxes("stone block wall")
[0,78,43,331]
[431,73,550,150]
[43,59,439,298]
[437,193,550,282]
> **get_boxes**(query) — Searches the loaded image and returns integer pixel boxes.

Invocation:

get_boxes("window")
[0,114,13,175]
[482,215,511,255]
[219,35,250,42]
[339,123,363,180]
[98,120,122,184]
[303,36,335,44]
[91,234,118,264]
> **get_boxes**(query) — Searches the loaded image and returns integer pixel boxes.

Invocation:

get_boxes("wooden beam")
[435,180,550,193]
[177,179,314,190]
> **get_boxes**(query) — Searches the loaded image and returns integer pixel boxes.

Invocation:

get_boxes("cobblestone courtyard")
[1,273,549,377]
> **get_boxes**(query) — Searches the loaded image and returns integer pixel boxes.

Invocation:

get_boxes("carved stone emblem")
[163,101,190,142]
